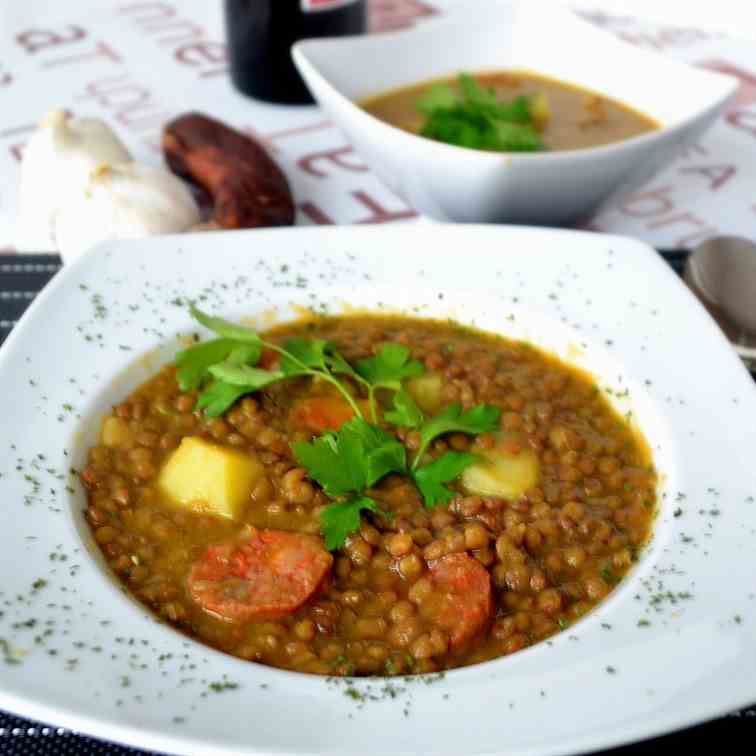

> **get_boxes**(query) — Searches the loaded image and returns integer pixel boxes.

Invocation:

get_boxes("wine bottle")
[224,0,367,105]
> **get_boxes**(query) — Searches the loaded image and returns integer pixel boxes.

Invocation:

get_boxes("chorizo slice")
[162,112,295,229]
[187,529,332,622]
[423,553,493,651]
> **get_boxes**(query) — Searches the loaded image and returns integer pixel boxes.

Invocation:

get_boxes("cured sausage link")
[424,553,493,651]
[187,529,332,622]
[163,112,295,229]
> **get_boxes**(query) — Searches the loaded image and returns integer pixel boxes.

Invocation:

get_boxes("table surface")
[1,0,756,753]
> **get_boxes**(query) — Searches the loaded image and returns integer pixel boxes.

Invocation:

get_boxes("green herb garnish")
[356,343,424,422]
[412,402,500,470]
[417,73,547,153]
[320,496,388,552]
[384,388,424,429]
[293,418,402,549]
[188,307,361,417]
[412,451,477,508]
[178,308,501,548]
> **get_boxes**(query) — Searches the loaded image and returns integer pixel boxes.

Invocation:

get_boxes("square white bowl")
[0,224,755,756]
[292,0,738,225]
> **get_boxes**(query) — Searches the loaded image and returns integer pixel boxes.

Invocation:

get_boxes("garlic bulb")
[16,110,132,250]
[54,162,201,263]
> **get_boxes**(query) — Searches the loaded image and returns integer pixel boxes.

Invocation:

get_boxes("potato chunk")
[158,437,263,520]
[406,372,443,414]
[461,436,539,499]
[100,416,133,449]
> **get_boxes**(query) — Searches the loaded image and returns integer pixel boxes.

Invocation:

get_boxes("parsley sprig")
[417,73,547,153]
[175,307,501,548]
[181,307,363,417]
[356,343,424,423]
[293,417,404,549]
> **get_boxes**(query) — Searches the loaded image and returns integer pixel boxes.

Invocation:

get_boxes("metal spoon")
[683,236,756,368]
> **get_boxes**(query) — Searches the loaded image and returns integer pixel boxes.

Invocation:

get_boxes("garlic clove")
[53,161,201,264]
[16,110,132,250]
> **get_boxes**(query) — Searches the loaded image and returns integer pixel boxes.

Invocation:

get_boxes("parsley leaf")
[356,343,424,391]
[384,388,424,429]
[413,451,478,508]
[293,418,405,548]
[292,433,358,497]
[184,309,363,419]
[208,362,285,389]
[196,381,253,417]
[413,402,500,470]
[175,338,242,392]
[279,337,329,375]
[226,343,262,366]
[416,73,546,153]
[191,306,263,345]
[293,417,406,497]
[320,496,389,551]
[356,343,424,423]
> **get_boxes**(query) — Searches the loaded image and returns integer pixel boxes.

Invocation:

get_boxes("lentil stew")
[81,314,656,676]
[360,70,659,152]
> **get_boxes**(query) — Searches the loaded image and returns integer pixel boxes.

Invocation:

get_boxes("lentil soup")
[81,314,656,676]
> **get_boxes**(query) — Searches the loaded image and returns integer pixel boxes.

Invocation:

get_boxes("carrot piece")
[187,528,332,622]
[423,553,493,651]
[257,347,279,370]
[290,396,373,433]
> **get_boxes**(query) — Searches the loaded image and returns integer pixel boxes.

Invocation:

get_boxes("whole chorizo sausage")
[163,112,295,229]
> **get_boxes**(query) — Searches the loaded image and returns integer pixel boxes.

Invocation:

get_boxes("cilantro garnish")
[417,73,547,153]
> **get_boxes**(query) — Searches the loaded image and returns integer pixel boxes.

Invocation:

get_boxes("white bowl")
[0,224,755,755]
[292,0,738,225]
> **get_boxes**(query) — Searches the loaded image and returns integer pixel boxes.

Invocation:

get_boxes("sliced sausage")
[187,529,332,622]
[423,553,493,651]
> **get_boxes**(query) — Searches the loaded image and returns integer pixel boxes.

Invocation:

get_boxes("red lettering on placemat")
[0,122,38,163]
[616,26,714,51]
[697,60,756,139]
[299,202,334,225]
[679,164,736,191]
[43,41,122,70]
[618,185,676,218]
[16,25,87,54]
[615,184,720,246]
[118,2,227,79]
[300,190,416,224]
[369,0,438,32]
[241,121,332,154]
[75,75,172,151]
[298,146,368,178]
[697,60,756,110]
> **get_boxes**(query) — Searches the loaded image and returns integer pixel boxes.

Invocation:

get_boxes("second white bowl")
[292,0,737,225]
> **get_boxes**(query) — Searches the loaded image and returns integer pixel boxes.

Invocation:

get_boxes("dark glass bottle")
[224,0,367,105]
